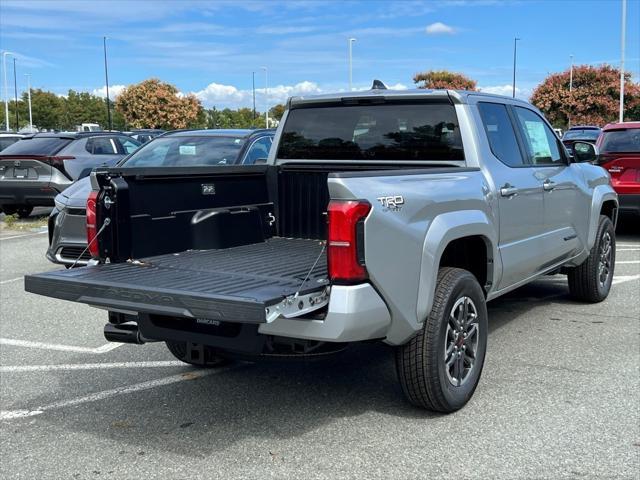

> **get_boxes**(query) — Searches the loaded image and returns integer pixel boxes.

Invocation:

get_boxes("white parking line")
[0,366,238,420]
[0,361,186,373]
[0,277,22,285]
[0,231,47,241]
[616,248,640,251]
[0,338,123,354]
[616,260,640,264]
[612,274,640,285]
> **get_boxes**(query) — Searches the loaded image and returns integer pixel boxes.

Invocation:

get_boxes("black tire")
[165,341,231,367]
[1,205,18,216]
[567,215,615,302]
[16,206,33,218]
[396,267,488,412]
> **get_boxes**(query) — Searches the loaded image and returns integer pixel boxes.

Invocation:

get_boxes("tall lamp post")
[252,71,256,121]
[103,36,112,130]
[13,57,18,129]
[568,54,574,128]
[348,37,356,91]
[25,74,32,132]
[619,0,627,123]
[3,51,13,131]
[261,66,268,128]
[512,37,520,98]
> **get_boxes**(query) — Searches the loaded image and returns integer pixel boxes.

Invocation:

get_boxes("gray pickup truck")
[25,87,618,412]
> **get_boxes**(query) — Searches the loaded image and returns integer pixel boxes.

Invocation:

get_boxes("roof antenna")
[371,79,388,90]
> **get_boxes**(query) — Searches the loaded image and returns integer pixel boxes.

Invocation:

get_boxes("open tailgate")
[24,238,328,324]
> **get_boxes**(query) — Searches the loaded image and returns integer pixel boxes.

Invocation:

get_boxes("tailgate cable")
[293,241,327,300]
[70,218,111,268]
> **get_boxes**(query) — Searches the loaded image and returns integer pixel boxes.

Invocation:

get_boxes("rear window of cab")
[277,102,464,162]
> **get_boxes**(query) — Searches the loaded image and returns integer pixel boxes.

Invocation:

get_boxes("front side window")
[277,102,464,162]
[123,136,244,167]
[242,136,272,164]
[513,107,564,166]
[599,128,640,153]
[478,102,524,167]
[117,136,141,154]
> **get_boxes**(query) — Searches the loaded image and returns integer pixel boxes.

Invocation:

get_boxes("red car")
[596,122,640,218]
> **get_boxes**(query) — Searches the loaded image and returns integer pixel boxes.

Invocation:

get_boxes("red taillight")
[327,200,371,283]
[86,190,99,258]
[49,156,76,168]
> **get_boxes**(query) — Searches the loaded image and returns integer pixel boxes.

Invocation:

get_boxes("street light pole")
[261,66,268,128]
[348,38,356,91]
[13,57,18,129]
[569,54,574,92]
[512,37,520,98]
[25,74,32,132]
[3,51,13,131]
[103,36,112,130]
[252,71,256,121]
[619,0,627,123]
[568,54,574,129]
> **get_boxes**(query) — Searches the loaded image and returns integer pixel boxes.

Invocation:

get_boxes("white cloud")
[425,22,456,35]
[92,84,127,98]
[478,84,532,100]
[193,80,324,108]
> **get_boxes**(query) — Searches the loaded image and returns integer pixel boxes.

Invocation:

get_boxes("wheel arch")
[588,186,618,249]
[416,210,498,326]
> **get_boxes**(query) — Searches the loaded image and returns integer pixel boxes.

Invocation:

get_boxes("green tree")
[413,70,478,90]
[269,104,286,122]
[531,64,640,128]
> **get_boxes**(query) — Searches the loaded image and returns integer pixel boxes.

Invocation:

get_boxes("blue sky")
[0,0,638,109]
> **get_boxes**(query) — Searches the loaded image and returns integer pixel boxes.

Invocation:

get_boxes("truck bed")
[25,237,328,323]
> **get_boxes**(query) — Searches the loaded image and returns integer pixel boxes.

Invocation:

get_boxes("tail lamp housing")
[86,190,100,258]
[327,200,371,283]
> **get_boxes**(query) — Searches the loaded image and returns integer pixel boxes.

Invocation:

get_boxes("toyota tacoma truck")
[25,86,618,412]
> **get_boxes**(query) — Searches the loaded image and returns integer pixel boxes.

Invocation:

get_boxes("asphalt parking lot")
[0,213,638,480]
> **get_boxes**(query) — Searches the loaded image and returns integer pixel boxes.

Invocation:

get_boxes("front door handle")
[500,184,519,198]
[543,179,556,192]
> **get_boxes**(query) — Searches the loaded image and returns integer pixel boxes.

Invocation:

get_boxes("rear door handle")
[500,184,519,198]
[543,180,556,192]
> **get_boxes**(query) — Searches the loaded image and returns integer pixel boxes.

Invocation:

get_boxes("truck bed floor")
[25,238,328,323]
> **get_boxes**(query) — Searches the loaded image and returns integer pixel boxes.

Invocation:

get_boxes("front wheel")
[165,341,231,367]
[396,267,488,412]
[567,215,615,303]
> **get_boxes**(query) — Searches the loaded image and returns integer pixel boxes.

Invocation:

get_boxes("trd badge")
[201,184,216,195]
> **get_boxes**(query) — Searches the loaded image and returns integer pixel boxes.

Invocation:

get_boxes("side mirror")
[572,141,598,163]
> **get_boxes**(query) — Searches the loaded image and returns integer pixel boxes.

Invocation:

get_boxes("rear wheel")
[1,205,33,218]
[567,215,615,302]
[396,267,488,412]
[165,341,230,367]
[16,206,33,218]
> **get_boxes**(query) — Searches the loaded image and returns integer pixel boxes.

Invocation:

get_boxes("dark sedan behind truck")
[48,128,275,266]
[0,132,140,217]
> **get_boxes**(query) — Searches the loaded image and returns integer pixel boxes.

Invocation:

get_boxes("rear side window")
[600,129,640,153]
[278,102,464,161]
[478,102,524,167]
[86,137,118,155]
[0,137,71,156]
[513,107,564,166]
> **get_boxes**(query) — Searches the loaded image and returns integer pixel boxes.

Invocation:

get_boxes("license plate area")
[12,168,32,179]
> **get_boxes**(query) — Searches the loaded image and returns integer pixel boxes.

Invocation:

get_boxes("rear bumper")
[0,180,59,206]
[258,283,391,343]
[618,194,640,216]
